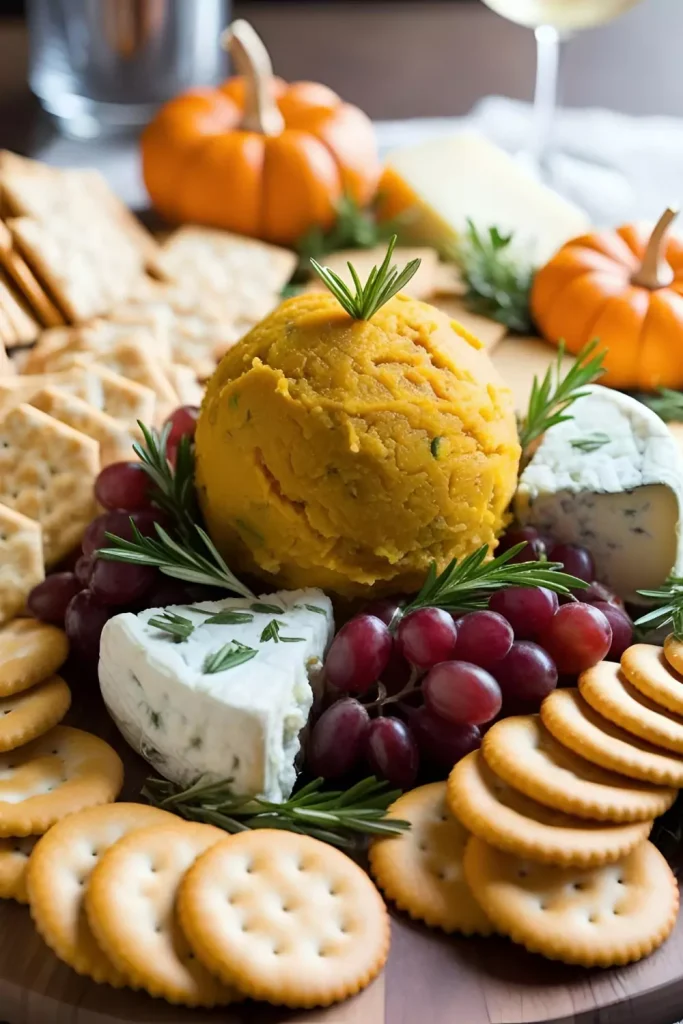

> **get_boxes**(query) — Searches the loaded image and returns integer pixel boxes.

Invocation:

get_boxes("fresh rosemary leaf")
[250,602,283,614]
[404,542,587,616]
[201,610,254,625]
[203,641,258,674]
[142,774,409,850]
[148,611,195,643]
[133,421,199,544]
[636,575,683,640]
[570,432,610,453]
[310,235,420,321]
[456,220,534,333]
[518,339,607,455]
[643,388,683,422]
[259,619,304,644]
[304,604,327,616]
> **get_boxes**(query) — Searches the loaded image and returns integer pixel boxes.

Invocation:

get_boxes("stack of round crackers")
[0,617,123,902]
[370,640,683,969]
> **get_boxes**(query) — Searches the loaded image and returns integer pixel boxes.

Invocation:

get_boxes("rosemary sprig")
[148,610,195,643]
[295,193,408,273]
[203,641,258,674]
[201,610,254,625]
[98,521,255,598]
[134,422,198,544]
[260,619,305,644]
[643,388,683,422]
[518,338,606,454]
[310,235,420,321]
[635,575,683,640]
[570,432,611,453]
[404,543,587,616]
[250,602,283,614]
[142,775,410,850]
[456,221,534,333]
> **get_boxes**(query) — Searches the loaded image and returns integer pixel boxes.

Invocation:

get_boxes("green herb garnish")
[403,543,587,617]
[142,775,410,851]
[201,610,254,626]
[203,641,258,674]
[430,436,444,459]
[570,432,611,453]
[310,235,420,321]
[643,388,683,422]
[304,604,327,616]
[260,619,304,644]
[456,221,534,333]
[148,610,196,643]
[133,422,198,545]
[518,339,606,456]
[250,602,283,614]
[295,193,405,272]
[635,575,683,640]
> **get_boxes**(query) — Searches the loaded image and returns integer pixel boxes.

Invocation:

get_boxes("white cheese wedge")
[515,386,683,603]
[98,588,334,801]
[382,133,589,265]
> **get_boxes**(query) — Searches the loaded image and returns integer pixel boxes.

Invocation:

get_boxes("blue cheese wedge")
[515,386,683,602]
[98,588,333,801]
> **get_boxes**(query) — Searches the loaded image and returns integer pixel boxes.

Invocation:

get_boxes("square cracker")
[307,246,439,301]
[0,222,64,329]
[0,272,40,345]
[0,369,105,419]
[68,338,177,423]
[0,404,99,566]
[29,386,136,468]
[0,503,44,624]
[8,214,144,323]
[83,363,157,430]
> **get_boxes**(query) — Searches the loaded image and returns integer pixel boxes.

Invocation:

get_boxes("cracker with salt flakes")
[29,386,136,468]
[77,337,178,422]
[84,362,157,430]
[158,225,296,295]
[0,403,99,565]
[0,368,105,419]
[0,503,44,624]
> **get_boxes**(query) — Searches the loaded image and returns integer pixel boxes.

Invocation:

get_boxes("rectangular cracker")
[8,213,144,322]
[307,246,439,301]
[0,502,44,624]
[0,368,105,418]
[0,272,40,345]
[29,386,136,468]
[0,222,65,328]
[71,359,157,429]
[0,403,99,566]
[68,337,177,423]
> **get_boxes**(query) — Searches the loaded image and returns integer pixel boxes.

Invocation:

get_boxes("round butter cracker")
[464,836,678,967]
[86,821,239,1007]
[178,829,390,1008]
[27,802,176,985]
[369,781,493,935]
[0,725,123,836]
[580,660,683,755]
[621,643,683,716]
[0,836,38,902]
[0,674,70,752]
[482,714,675,823]
[0,619,68,696]
[664,634,683,675]
[448,750,651,867]
[541,687,683,786]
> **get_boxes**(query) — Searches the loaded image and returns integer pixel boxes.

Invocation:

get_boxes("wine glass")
[480,0,643,212]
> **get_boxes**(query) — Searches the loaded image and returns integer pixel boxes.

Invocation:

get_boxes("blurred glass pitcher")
[27,0,231,138]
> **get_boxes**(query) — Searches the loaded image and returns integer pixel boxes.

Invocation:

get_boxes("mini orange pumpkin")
[531,208,683,391]
[141,20,380,246]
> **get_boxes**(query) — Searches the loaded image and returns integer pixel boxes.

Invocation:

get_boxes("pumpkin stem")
[222,20,285,137]
[630,207,678,290]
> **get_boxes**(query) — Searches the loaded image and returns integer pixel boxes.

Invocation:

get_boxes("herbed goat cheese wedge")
[98,588,333,802]
[515,385,683,603]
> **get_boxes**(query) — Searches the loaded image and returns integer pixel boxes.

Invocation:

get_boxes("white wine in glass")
[481,0,643,189]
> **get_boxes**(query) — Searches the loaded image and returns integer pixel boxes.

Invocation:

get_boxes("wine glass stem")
[531,24,564,176]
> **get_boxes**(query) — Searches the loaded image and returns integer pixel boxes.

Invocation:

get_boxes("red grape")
[498,526,546,563]
[548,543,595,584]
[140,578,192,609]
[27,573,81,626]
[592,602,633,661]
[65,590,112,662]
[423,661,502,725]
[381,644,412,695]
[363,597,404,628]
[365,717,419,788]
[94,462,153,513]
[82,509,163,556]
[90,559,156,606]
[584,581,624,609]
[493,640,558,707]
[453,610,513,668]
[489,586,558,639]
[165,405,199,462]
[74,554,94,588]
[325,615,392,694]
[396,608,458,670]
[404,705,481,770]
[307,698,370,778]
[539,603,612,674]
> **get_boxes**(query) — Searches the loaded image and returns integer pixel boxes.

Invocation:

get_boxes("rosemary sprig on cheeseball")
[142,775,409,850]
[310,234,421,320]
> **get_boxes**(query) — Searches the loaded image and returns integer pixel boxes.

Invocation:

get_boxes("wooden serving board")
[1,686,682,1024]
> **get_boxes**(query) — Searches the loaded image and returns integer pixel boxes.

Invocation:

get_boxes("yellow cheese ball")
[195,292,520,597]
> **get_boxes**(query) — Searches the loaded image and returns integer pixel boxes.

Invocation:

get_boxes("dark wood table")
[0,0,682,158]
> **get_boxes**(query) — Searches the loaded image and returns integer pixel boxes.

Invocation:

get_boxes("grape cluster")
[27,406,199,663]
[308,527,634,789]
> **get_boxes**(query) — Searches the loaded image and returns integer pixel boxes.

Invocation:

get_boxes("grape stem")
[364,667,421,712]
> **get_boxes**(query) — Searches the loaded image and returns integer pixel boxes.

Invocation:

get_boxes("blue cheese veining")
[515,386,683,602]
[98,588,333,801]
